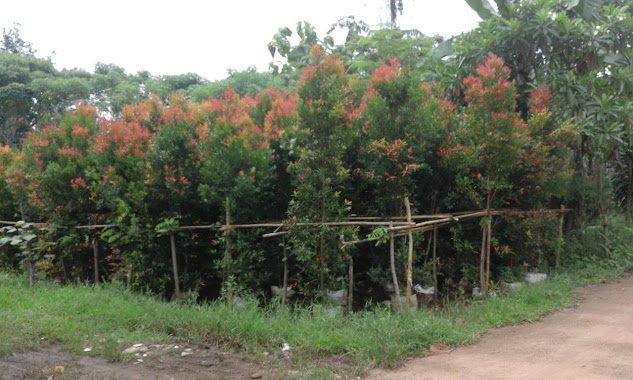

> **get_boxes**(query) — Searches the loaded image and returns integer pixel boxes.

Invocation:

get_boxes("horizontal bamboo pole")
[221,220,415,231]
[262,231,291,238]
[0,208,572,234]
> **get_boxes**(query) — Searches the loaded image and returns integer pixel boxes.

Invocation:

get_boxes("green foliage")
[155,217,180,236]
[0,221,46,284]
[0,3,632,307]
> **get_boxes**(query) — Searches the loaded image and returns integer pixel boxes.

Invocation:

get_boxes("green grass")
[0,271,576,374]
[1,218,632,377]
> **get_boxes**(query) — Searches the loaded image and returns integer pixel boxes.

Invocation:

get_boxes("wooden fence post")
[389,222,402,311]
[556,205,565,269]
[282,234,288,305]
[170,233,181,300]
[432,225,438,301]
[92,233,99,284]
[348,253,354,314]
[224,197,233,304]
[404,196,414,307]
[92,215,99,284]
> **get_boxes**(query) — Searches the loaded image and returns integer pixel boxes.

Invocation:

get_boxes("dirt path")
[367,275,633,380]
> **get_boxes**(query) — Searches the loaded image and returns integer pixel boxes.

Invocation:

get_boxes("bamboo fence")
[1,205,571,310]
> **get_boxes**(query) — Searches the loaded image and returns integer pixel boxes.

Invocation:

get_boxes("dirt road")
[367,275,633,380]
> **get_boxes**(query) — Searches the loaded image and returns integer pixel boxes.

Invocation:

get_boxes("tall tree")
[1,23,35,56]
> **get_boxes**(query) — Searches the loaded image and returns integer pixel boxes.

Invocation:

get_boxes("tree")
[450,0,633,227]
[286,47,357,292]
[1,23,35,56]
[440,54,561,292]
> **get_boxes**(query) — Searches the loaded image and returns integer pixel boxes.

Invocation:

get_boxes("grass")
[0,271,577,375]
[1,218,632,378]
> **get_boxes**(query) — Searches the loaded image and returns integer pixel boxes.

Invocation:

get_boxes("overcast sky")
[1,0,481,81]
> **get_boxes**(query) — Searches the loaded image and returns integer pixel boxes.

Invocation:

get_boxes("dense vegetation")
[0,0,631,308]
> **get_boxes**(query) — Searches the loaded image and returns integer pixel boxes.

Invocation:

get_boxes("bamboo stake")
[432,225,438,301]
[480,218,487,294]
[404,196,414,307]
[92,233,99,284]
[556,205,565,269]
[486,212,492,293]
[92,215,99,284]
[348,253,354,314]
[389,223,402,311]
[224,197,233,304]
[282,234,288,305]
[170,233,181,300]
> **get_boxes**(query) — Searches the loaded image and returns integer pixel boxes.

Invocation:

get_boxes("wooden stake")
[480,218,488,294]
[224,197,233,303]
[404,196,414,307]
[433,225,438,301]
[92,215,99,284]
[389,223,402,311]
[556,205,565,269]
[348,253,354,314]
[170,233,181,300]
[92,233,99,284]
[486,212,492,292]
[282,234,288,305]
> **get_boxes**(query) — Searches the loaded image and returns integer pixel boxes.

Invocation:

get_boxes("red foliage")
[71,124,91,138]
[370,57,401,85]
[463,54,515,112]
[259,89,298,142]
[94,120,152,157]
[529,86,551,114]
[59,146,82,158]
[70,177,88,189]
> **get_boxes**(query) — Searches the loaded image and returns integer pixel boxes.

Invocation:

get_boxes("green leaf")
[567,0,581,9]
[22,234,36,242]
[433,38,454,59]
[463,0,499,20]
[493,0,511,18]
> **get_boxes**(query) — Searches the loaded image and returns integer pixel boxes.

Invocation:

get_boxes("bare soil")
[366,274,633,380]
[0,343,271,380]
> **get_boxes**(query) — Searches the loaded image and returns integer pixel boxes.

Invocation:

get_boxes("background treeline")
[0,0,631,305]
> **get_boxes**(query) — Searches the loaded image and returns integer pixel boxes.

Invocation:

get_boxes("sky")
[1,0,481,81]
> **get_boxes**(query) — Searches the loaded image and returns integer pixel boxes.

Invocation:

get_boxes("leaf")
[463,0,499,20]
[22,234,36,242]
[268,43,276,59]
[433,38,454,59]
[493,0,512,18]
[567,0,581,9]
